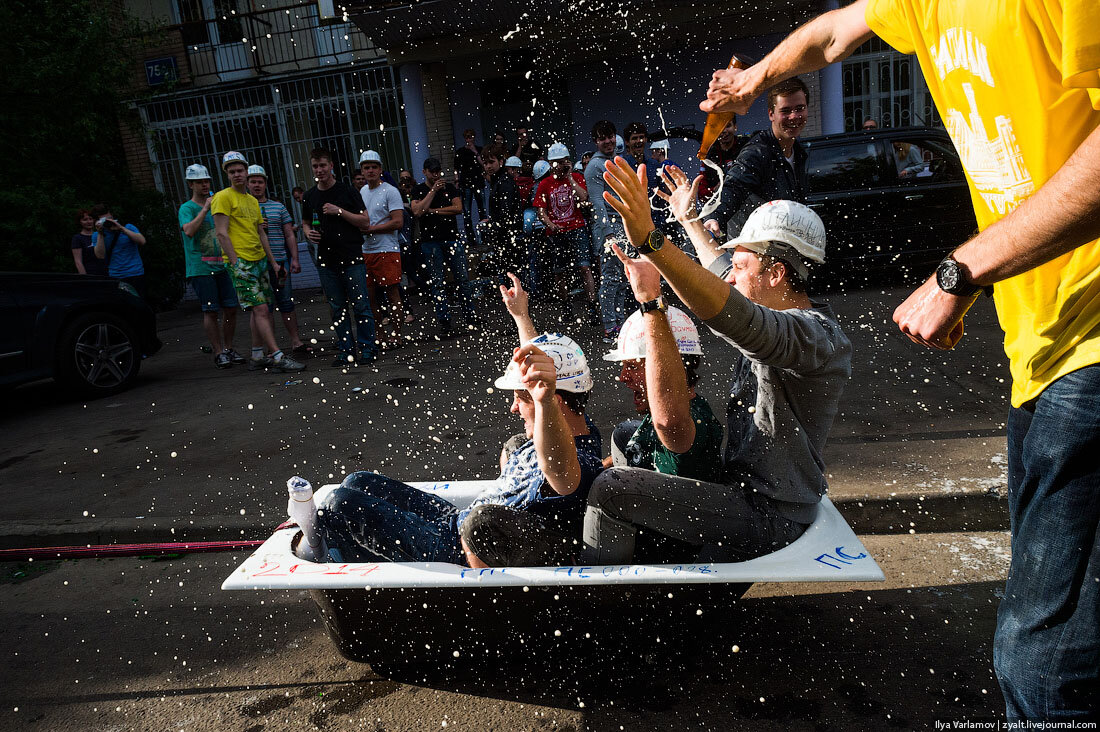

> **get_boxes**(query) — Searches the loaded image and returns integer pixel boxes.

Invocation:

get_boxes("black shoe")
[439,320,455,338]
[331,354,355,368]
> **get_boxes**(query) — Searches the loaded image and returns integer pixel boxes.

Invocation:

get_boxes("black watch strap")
[639,296,668,314]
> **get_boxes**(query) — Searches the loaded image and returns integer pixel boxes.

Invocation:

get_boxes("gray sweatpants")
[582,467,809,565]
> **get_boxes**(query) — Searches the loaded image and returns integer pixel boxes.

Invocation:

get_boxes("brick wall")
[119,108,157,191]
[419,63,456,176]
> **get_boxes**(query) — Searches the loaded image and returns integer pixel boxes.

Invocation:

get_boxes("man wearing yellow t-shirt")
[697,0,1100,721]
[212,152,305,373]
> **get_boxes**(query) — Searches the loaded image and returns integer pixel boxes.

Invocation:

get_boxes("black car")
[0,273,162,396]
[802,126,977,287]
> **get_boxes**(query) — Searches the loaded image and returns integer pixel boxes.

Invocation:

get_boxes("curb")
[0,492,1008,554]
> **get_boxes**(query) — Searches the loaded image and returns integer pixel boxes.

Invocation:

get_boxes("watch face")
[939,262,960,291]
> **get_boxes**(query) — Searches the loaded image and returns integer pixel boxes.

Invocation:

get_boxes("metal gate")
[841,37,941,130]
[137,62,409,291]
[138,62,410,206]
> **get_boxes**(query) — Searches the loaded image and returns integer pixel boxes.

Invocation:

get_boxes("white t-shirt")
[360,182,404,254]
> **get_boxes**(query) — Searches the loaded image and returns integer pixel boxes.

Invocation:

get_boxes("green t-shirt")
[625,394,724,482]
[179,200,224,277]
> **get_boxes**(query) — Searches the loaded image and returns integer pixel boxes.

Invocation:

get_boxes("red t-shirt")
[534,173,587,232]
[515,174,535,204]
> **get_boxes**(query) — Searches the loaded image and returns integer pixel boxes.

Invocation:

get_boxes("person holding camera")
[91,203,147,299]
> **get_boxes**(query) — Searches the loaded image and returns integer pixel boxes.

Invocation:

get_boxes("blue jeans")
[316,262,376,359]
[598,250,633,332]
[420,239,474,324]
[994,364,1100,721]
[316,471,464,563]
[460,186,482,244]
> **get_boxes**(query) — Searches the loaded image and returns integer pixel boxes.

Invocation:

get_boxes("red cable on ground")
[0,522,296,561]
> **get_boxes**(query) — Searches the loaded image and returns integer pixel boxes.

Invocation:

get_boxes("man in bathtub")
[316,331,604,568]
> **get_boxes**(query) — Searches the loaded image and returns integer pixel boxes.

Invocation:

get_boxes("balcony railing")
[168,1,383,85]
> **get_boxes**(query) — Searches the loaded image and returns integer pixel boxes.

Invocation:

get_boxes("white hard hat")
[603,306,703,362]
[722,200,826,278]
[185,164,211,181]
[359,149,382,164]
[221,151,248,171]
[504,156,522,168]
[547,143,570,161]
[650,139,670,150]
[532,160,551,180]
[246,164,267,178]
[614,135,625,154]
[495,333,593,393]
[573,161,584,171]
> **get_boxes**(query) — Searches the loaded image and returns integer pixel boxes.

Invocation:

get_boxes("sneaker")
[249,355,275,371]
[331,356,352,368]
[272,354,307,372]
[225,349,247,365]
[602,329,619,344]
[215,352,233,369]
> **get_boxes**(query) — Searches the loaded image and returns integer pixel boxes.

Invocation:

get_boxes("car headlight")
[118,281,139,298]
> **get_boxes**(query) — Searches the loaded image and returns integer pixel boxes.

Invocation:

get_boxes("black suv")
[802,126,977,288]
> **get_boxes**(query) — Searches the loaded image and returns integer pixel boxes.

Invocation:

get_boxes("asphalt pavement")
[0,285,1014,729]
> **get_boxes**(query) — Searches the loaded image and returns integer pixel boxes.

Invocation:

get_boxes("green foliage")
[0,0,184,309]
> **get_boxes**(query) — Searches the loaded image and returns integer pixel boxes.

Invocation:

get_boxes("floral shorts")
[228,257,274,310]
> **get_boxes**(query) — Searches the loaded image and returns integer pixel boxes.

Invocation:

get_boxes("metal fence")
[841,37,941,130]
[137,62,409,290]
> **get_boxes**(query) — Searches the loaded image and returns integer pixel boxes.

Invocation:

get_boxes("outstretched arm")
[700,0,873,115]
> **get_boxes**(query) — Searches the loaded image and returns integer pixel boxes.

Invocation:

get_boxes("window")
[841,37,940,130]
[807,142,884,193]
[177,0,209,47]
[889,137,965,184]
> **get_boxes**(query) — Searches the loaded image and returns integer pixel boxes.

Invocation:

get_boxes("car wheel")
[57,312,141,397]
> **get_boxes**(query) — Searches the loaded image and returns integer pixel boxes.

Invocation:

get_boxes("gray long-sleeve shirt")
[584,152,626,248]
[704,254,852,523]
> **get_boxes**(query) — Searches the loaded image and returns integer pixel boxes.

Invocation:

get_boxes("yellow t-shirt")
[210,187,265,263]
[865,0,1100,407]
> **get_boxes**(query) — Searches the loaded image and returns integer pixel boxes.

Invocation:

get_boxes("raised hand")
[657,165,703,223]
[602,156,654,248]
[513,344,557,404]
[499,272,529,320]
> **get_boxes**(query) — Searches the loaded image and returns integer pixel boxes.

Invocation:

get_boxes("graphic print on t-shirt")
[548,182,577,224]
[929,30,1033,216]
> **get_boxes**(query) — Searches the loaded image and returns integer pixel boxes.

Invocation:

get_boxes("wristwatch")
[639,296,668,314]
[635,229,665,257]
[936,256,990,297]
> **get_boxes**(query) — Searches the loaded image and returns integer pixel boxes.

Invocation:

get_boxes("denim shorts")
[272,260,294,313]
[188,270,239,312]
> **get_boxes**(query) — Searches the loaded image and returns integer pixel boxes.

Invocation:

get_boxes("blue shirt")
[458,423,603,534]
[92,224,143,278]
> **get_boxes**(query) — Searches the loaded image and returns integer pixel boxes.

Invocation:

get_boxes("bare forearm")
[682,218,724,268]
[182,214,207,237]
[533,402,581,496]
[431,205,462,216]
[644,312,695,452]
[338,210,371,229]
[72,250,85,274]
[646,235,731,320]
[513,315,537,344]
[957,123,1100,285]
[745,0,873,98]
[126,229,147,245]
[283,224,298,257]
